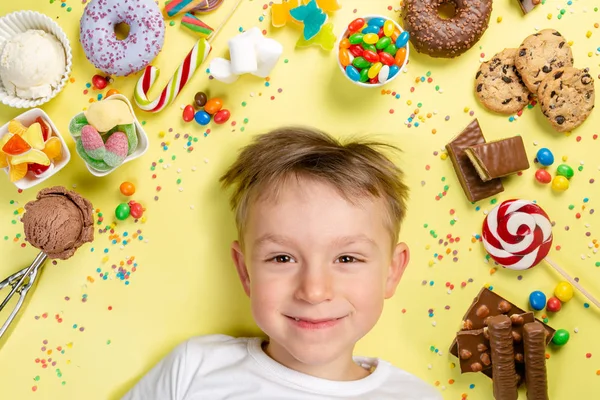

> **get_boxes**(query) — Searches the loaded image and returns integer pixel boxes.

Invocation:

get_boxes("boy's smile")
[231,175,409,381]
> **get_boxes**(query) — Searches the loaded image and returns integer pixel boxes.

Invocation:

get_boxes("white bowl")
[0,10,73,108]
[69,94,149,177]
[336,15,409,88]
[0,108,71,190]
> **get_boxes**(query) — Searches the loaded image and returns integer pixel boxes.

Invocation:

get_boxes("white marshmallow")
[252,38,283,78]
[228,28,262,75]
[209,57,239,84]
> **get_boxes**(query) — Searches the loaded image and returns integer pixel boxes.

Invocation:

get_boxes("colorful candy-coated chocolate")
[395,47,407,66]
[120,182,136,196]
[376,36,391,50]
[363,33,379,44]
[213,109,231,124]
[361,25,380,35]
[349,33,364,45]
[195,92,208,108]
[129,201,144,219]
[383,20,395,37]
[363,50,379,63]
[556,164,574,179]
[92,75,108,90]
[339,38,350,49]
[536,148,554,166]
[115,202,130,220]
[552,329,570,346]
[389,64,400,79]
[352,56,371,69]
[348,18,365,32]
[546,296,562,312]
[395,31,409,48]
[345,65,360,81]
[535,168,552,184]
[339,49,350,67]
[106,89,120,97]
[194,110,212,125]
[529,290,547,311]
[378,65,390,84]
[204,98,223,115]
[552,175,569,191]
[368,62,383,79]
[349,44,364,57]
[183,105,195,122]
[379,52,395,66]
[554,281,574,302]
[359,68,369,83]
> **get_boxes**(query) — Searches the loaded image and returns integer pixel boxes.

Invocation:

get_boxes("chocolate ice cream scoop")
[22,186,93,260]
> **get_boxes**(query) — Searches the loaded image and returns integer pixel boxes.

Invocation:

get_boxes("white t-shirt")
[122,334,442,400]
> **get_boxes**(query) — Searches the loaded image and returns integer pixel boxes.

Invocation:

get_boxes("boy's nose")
[295,267,333,304]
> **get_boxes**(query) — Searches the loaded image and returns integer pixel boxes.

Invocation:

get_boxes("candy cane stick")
[134,0,244,113]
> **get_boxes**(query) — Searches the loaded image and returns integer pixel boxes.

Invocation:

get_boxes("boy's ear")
[231,241,251,297]
[384,242,410,299]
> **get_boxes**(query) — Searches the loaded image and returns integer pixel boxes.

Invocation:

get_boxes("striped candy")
[134,39,211,113]
[482,199,553,270]
[181,13,214,38]
[164,0,208,17]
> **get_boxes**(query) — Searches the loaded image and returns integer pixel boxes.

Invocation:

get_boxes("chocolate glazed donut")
[401,0,493,58]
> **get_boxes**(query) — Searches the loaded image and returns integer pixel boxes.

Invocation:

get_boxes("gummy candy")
[42,137,62,160]
[36,117,52,141]
[8,161,27,182]
[296,22,336,50]
[0,155,8,169]
[69,114,89,137]
[2,134,31,155]
[103,132,128,167]
[11,149,51,166]
[107,124,137,155]
[8,120,27,136]
[75,138,112,171]
[29,162,52,176]
[22,123,45,150]
[271,0,301,27]
[290,0,327,40]
[81,125,106,161]
[314,0,340,12]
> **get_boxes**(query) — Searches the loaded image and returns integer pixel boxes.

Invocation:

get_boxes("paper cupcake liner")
[0,10,73,108]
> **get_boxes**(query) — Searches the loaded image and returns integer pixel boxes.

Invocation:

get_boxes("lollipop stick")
[544,256,600,309]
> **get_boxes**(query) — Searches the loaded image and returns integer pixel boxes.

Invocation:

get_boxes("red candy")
[546,297,561,312]
[363,50,379,63]
[28,163,51,176]
[182,105,195,122]
[349,44,364,57]
[535,169,552,184]
[213,109,231,124]
[369,76,379,84]
[92,75,108,90]
[379,52,395,66]
[35,117,51,141]
[348,18,365,33]
[129,201,144,219]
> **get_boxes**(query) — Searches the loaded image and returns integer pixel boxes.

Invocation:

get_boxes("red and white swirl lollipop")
[482,199,600,308]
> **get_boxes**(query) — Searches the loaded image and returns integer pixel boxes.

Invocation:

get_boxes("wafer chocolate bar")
[518,0,541,14]
[488,315,519,400]
[446,119,504,202]
[524,322,549,400]
[465,136,530,182]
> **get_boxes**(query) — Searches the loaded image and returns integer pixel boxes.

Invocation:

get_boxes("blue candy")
[361,25,380,35]
[395,31,410,48]
[529,290,547,311]
[368,17,386,27]
[388,64,400,79]
[536,148,554,166]
[194,110,211,126]
[345,65,360,81]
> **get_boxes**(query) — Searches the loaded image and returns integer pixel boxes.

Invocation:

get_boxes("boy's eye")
[272,255,293,263]
[337,255,358,263]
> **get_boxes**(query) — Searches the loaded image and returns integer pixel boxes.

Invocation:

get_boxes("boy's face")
[231,177,409,374]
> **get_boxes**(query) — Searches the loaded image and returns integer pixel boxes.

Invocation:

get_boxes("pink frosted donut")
[80,0,165,77]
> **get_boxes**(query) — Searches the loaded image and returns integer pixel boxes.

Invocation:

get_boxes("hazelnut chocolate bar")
[488,315,519,400]
[465,136,530,182]
[524,322,549,400]
[446,119,504,202]
[518,0,541,14]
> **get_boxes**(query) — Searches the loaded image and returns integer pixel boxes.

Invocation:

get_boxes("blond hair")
[219,127,409,249]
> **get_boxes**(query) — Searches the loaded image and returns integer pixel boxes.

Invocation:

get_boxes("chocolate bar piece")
[524,322,549,400]
[465,136,530,181]
[446,119,504,202]
[488,315,519,400]
[518,0,541,14]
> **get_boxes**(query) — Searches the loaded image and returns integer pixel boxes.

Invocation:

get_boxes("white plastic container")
[0,10,73,108]
[0,108,71,190]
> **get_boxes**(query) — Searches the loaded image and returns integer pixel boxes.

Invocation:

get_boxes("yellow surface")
[1,0,600,399]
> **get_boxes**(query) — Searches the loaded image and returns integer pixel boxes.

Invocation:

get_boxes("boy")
[122,127,442,399]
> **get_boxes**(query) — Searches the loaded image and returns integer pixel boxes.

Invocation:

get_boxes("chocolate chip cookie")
[515,29,574,93]
[538,67,595,132]
[475,48,530,114]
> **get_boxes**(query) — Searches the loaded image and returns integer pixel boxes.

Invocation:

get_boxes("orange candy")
[395,47,407,66]
[42,137,62,160]
[106,89,120,97]
[339,49,350,67]
[2,134,31,155]
[120,181,136,196]
[339,38,350,49]
[204,98,223,115]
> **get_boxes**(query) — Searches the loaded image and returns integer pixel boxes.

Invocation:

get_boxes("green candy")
[361,42,377,52]
[383,44,398,56]
[359,68,369,83]
[75,138,112,171]
[556,164,574,179]
[107,123,137,155]
[349,33,363,44]
[69,113,88,137]
[552,329,570,346]
[376,36,391,50]
[115,203,130,220]
[352,56,371,70]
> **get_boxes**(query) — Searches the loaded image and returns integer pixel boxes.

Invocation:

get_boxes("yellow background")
[1,0,600,398]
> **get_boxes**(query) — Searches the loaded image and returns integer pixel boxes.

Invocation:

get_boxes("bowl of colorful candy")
[0,108,70,190]
[68,94,149,177]
[337,15,409,87]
